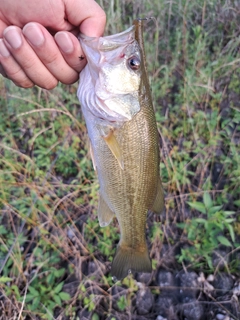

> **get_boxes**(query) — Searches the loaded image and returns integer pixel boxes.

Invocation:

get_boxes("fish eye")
[128,56,141,70]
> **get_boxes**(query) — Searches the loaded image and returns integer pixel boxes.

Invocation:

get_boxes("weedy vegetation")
[0,0,239,319]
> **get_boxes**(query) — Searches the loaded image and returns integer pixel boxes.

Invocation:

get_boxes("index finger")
[64,0,106,36]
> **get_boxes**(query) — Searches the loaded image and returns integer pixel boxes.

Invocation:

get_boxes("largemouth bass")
[77,20,164,280]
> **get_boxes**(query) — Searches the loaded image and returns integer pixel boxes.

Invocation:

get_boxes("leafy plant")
[84,213,120,259]
[178,192,236,270]
[23,279,71,320]
[117,295,127,311]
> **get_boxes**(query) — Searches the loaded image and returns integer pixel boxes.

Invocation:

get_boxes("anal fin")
[103,131,124,170]
[98,193,115,227]
[151,177,165,214]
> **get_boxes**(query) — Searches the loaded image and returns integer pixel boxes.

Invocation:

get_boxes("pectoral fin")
[103,131,124,170]
[151,177,165,214]
[98,193,115,227]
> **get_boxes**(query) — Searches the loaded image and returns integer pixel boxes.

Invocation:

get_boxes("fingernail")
[23,23,44,47]
[55,32,74,54]
[3,26,22,49]
[0,39,10,57]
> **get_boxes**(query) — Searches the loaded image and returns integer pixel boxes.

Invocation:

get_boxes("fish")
[77,19,164,280]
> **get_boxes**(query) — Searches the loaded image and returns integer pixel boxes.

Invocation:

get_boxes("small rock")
[155,296,175,318]
[182,301,204,320]
[136,286,154,315]
[157,270,175,288]
[156,316,167,320]
[212,273,234,296]
[157,269,178,301]
[176,271,199,303]
[136,272,152,284]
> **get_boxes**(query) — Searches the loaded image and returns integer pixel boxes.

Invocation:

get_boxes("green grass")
[0,0,240,319]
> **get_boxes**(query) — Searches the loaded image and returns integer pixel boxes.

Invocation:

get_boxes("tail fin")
[111,245,152,281]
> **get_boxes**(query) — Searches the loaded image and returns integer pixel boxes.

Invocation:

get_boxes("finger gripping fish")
[77,20,164,280]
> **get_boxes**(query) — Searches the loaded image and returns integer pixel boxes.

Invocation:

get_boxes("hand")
[0,0,106,89]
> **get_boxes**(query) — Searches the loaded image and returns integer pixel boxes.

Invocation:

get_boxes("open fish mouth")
[79,25,135,51]
[78,25,142,127]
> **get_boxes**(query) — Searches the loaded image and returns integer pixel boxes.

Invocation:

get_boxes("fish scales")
[78,20,164,280]
[97,103,158,243]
